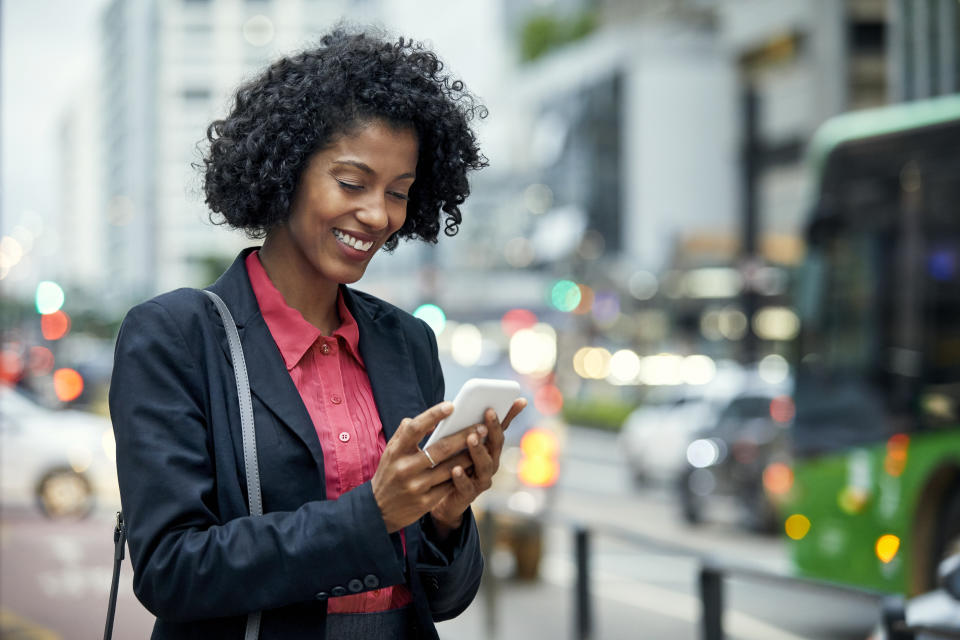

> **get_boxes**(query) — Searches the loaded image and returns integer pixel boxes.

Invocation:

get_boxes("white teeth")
[333,230,373,251]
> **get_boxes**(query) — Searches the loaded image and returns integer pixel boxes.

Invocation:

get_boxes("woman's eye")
[337,180,363,191]
[389,192,410,202]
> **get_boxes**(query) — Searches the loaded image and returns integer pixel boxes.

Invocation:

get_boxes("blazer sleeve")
[412,317,484,620]
[110,300,406,622]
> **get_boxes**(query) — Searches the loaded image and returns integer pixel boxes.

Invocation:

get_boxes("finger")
[422,479,456,511]
[500,398,527,432]
[422,424,476,467]
[393,401,454,451]
[419,451,474,487]
[467,429,495,478]
[450,465,475,496]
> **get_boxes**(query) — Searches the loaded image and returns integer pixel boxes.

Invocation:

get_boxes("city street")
[0,426,881,639]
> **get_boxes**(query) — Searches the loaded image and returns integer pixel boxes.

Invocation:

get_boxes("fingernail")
[477,425,488,437]
[453,466,463,477]
[468,434,478,446]
[441,402,454,413]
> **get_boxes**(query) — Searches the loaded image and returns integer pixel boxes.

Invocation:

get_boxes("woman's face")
[282,120,418,285]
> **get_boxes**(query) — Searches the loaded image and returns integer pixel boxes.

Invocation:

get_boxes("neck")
[258,233,341,335]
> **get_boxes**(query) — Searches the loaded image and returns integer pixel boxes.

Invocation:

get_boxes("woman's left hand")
[429,398,527,539]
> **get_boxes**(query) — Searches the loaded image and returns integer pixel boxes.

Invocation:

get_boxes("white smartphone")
[423,378,522,450]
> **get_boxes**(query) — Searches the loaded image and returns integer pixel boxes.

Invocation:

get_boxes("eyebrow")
[332,160,415,180]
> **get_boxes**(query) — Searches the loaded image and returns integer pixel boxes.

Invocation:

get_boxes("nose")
[356,194,390,231]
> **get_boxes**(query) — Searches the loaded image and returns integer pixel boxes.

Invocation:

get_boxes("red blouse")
[246,251,412,613]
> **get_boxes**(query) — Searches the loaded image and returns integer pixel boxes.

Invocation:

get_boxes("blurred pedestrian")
[109,27,525,639]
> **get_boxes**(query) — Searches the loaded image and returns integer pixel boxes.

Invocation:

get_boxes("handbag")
[103,289,263,640]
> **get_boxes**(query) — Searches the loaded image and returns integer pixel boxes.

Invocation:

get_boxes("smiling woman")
[108,27,526,640]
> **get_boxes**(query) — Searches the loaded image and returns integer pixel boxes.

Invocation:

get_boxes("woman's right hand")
[372,401,479,533]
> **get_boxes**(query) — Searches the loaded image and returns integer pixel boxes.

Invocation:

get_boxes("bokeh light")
[243,15,275,46]
[501,308,538,337]
[763,462,794,495]
[582,348,612,380]
[758,354,790,384]
[572,284,594,314]
[770,395,795,423]
[628,270,658,300]
[591,291,620,325]
[875,534,900,564]
[28,346,55,376]
[509,323,557,377]
[0,350,25,384]
[0,236,24,269]
[753,306,801,341]
[785,514,811,540]
[608,349,641,384]
[523,183,553,215]
[534,384,564,415]
[682,355,717,385]
[41,310,71,341]
[884,433,909,477]
[550,280,581,312]
[35,281,65,314]
[450,323,483,367]
[53,368,84,402]
[413,303,446,336]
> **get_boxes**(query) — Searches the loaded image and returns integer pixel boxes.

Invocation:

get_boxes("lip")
[333,229,378,261]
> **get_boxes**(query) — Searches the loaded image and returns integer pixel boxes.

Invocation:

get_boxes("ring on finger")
[420,446,437,468]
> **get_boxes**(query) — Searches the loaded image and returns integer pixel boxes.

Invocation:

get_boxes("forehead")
[322,120,419,169]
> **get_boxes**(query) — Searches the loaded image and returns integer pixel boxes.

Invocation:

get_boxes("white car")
[620,362,747,486]
[0,384,118,517]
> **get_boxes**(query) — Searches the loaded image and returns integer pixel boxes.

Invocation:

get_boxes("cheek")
[389,205,409,233]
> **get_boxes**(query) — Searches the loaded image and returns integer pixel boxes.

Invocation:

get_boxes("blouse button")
[319,343,331,355]
[339,432,350,443]
[331,394,342,404]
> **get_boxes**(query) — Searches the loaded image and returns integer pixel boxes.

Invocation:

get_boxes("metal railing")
[479,507,951,640]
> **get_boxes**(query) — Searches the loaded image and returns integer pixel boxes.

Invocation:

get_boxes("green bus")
[779,94,960,596]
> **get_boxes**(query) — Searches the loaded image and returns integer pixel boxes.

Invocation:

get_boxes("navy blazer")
[109,248,483,639]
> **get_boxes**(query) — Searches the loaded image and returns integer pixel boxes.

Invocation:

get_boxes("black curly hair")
[201,28,488,249]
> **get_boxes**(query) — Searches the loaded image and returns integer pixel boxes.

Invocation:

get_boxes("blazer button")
[331,586,347,597]
[363,574,380,589]
[314,592,329,600]
[348,579,364,593]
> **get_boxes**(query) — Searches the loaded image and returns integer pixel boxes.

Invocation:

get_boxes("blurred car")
[0,384,118,518]
[440,355,563,581]
[677,379,794,533]
[620,361,747,486]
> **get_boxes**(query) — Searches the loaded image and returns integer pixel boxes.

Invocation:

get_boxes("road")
[0,426,881,638]
[436,426,881,640]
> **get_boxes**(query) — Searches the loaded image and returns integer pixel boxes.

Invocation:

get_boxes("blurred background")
[1,0,959,638]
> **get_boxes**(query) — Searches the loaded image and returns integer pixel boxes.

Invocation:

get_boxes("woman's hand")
[372,401,483,533]
[428,398,527,539]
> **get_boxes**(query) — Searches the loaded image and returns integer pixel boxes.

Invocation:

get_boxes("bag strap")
[202,290,263,519]
[103,290,263,640]
[201,289,263,640]
[102,512,126,640]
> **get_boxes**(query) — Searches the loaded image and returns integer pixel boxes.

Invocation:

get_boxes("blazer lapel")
[207,249,325,467]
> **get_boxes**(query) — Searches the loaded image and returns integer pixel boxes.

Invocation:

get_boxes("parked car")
[620,361,747,486]
[0,384,118,518]
[677,379,794,533]
[440,356,563,580]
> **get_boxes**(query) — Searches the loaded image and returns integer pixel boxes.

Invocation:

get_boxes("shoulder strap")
[201,289,262,640]
[202,290,262,518]
[104,291,263,640]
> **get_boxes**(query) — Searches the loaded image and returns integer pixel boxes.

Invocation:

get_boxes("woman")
[109,29,525,639]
